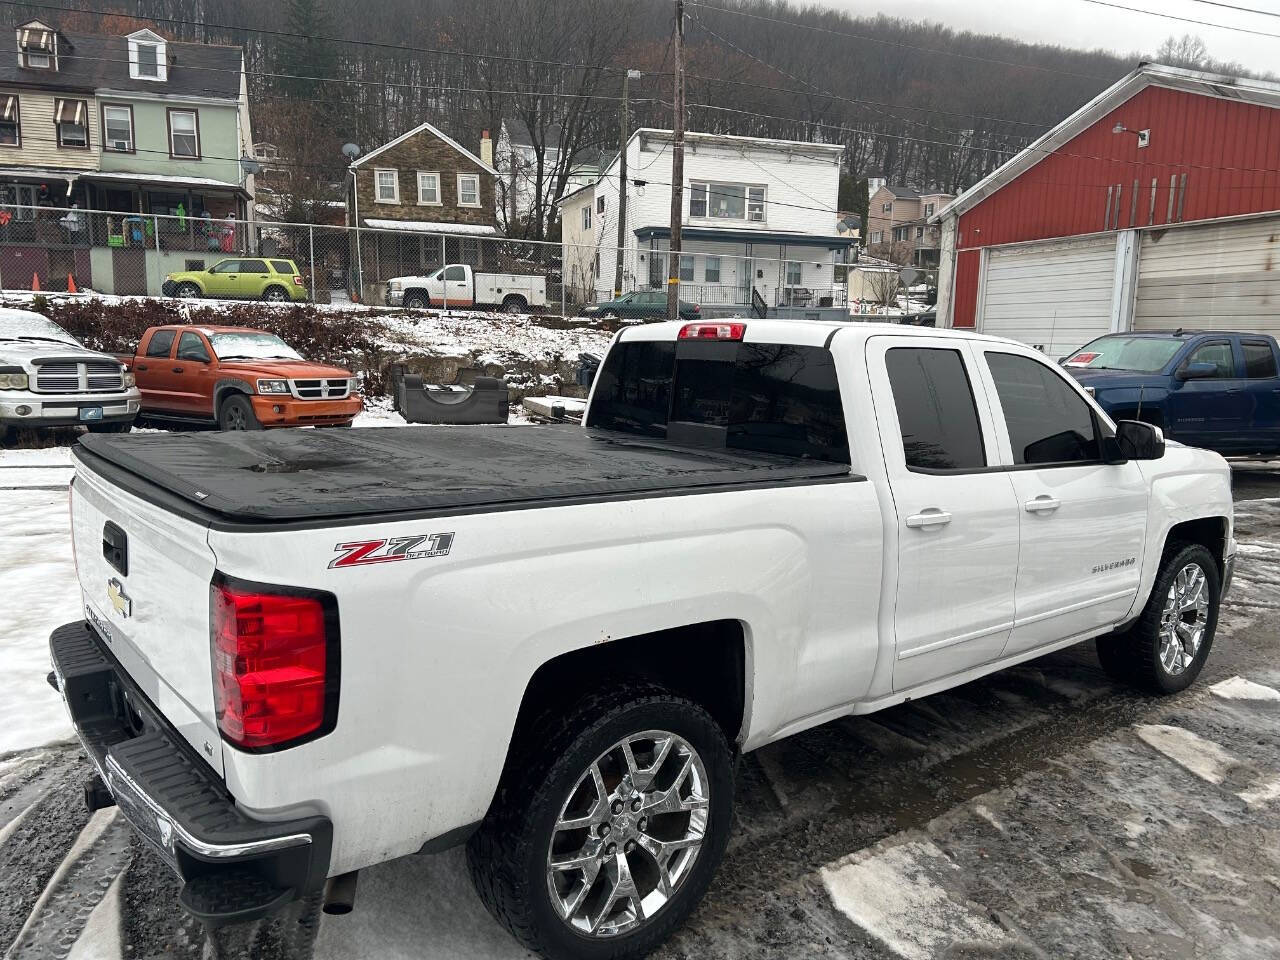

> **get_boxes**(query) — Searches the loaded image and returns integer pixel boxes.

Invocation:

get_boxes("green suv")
[163,258,308,302]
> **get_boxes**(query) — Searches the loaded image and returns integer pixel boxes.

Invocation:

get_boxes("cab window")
[144,329,176,358]
[885,347,986,471]
[1184,341,1234,378]
[1242,340,1278,379]
[176,331,211,363]
[239,259,269,274]
[211,260,242,273]
[986,352,1099,466]
[444,266,466,281]
[269,260,294,274]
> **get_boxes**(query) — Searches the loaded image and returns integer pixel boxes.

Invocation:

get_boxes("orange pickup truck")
[119,325,363,430]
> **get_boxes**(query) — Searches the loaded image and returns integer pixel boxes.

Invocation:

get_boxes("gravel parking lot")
[2,457,1278,960]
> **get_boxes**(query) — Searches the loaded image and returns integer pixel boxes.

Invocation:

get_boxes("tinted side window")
[444,266,466,281]
[145,329,175,358]
[885,347,986,470]
[1242,341,1277,379]
[986,352,1100,465]
[176,331,211,362]
[269,260,294,274]
[1186,341,1234,378]
[587,340,675,437]
[239,259,269,274]
[211,260,242,273]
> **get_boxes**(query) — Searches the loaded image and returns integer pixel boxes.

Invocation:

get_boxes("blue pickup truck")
[1064,330,1280,457]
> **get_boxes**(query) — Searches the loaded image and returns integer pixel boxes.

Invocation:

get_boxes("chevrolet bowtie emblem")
[107,578,132,619]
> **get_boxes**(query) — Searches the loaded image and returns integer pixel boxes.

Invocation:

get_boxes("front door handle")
[136,363,148,372]
[1025,495,1061,513]
[905,509,953,529]
[172,366,184,374]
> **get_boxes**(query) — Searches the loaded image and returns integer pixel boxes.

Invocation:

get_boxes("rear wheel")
[404,291,429,310]
[467,685,734,960]
[176,282,201,299]
[262,285,289,303]
[502,295,528,315]
[217,394,263,431]
[1096,542,1220,694]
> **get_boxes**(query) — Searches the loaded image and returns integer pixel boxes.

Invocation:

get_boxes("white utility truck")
[385,263,547,313]
[52,320,1234,959]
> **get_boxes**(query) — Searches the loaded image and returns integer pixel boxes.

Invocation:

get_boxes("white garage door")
[978,235,1118,362]
[1135,215,1280,336]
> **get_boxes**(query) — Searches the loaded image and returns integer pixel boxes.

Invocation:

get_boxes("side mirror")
[1178,361,1218,381]
[1112,420,1165,461]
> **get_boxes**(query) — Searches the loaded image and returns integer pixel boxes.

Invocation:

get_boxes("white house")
[558,129,852,314]
[496,118,605,225]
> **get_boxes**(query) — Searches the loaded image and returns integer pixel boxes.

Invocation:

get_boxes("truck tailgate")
[71,463,224,776]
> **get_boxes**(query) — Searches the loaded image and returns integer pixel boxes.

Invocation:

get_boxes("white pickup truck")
[51,320,1235,959]
[385,263,547,313]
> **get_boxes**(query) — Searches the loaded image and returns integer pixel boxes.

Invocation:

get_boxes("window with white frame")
[916,225,924,239]
[596,196,605,214]
[458,173,480,208]
[881,201,892,213]
[416,171,440,205]
[688,181,764,222]
[102,104,132,152]
[167,109,198,158]
[871,231,882,244]
[704,256,720,283]
[924,202,935,217]
[581,204,591,230]
[679,254,694,282]
[127,30,166,81]
[785,261,802,286]
[374,168,399,203]
[18,24,56,69]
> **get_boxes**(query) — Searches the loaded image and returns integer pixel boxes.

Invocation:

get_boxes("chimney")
[480,129,493,168]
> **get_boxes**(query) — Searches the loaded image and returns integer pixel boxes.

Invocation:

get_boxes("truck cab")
[1065,330,1280,456]
[385,263,547,313]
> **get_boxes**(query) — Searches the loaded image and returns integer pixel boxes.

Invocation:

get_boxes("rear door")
[866,336,1023,691]
[974,348,1148,655]
[132,328,179,411]
[236,258,271,299]
[1166,338,1250,451]
[1238,337,1280,453]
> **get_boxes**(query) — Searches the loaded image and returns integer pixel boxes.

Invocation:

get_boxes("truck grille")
[290,378,351,400]
[33,360,125,394]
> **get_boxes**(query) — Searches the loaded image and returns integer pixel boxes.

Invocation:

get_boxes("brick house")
[345,120,500,291]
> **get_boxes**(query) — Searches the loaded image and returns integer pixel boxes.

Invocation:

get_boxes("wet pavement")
[1,470,1278,959]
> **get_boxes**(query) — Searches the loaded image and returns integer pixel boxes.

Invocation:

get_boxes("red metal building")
[936,64,1280,360]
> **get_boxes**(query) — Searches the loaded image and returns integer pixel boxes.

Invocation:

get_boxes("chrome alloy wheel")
[1159,562,1209,676]
[546,730,710,938]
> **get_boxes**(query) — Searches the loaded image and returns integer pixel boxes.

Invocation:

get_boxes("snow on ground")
[0,464,76,755]
[1210,675,1280,701]
[375,311,611,365]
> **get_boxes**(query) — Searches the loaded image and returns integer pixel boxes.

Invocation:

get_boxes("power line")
[1186,0,1280,18]
[1074,0,1280,38]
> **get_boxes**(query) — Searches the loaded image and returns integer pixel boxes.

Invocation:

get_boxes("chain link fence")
[0,203,935,322]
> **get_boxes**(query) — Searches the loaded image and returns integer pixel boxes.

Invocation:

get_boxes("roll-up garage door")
[977,234,1118,361]
[1134,215,1280,336]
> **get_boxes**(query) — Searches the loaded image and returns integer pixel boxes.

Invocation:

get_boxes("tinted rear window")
[587,338,849,463]
[145,329,175,358]
[1243,341,1277,379]
[269,260,295,274]
[885,347,986,471]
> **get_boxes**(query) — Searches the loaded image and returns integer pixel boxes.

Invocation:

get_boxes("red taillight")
[211,579,335,750]
[293,275,304,286]
[679,321,744,341]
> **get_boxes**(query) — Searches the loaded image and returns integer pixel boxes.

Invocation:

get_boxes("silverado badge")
[107,577,132,618]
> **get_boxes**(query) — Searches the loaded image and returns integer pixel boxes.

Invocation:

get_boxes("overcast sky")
[818,0,1279,75]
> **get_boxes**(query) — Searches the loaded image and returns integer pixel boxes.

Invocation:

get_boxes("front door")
[443,265,471,306]
[866,336,1023,692]
[1166,339,1250,451]
[205,259,242,298]
[974,349,1148,655]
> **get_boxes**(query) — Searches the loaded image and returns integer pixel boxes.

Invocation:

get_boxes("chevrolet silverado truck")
[386,263,547,313]
[119,325,362,430]
[1065,330,1280,457]
[50,320,1235,959]
[0,307,140,440]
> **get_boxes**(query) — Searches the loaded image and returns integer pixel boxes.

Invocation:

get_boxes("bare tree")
[865,269,901,309]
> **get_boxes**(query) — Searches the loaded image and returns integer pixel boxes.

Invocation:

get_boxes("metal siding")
[978,235,1118,360]
[950,85,1280,338]
[1134,214,1280,334]
[952,248,981,328]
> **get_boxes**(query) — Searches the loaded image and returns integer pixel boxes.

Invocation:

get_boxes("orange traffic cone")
[30,272,40,292]
[67,273,77,294]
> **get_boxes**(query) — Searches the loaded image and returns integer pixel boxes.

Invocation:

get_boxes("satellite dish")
[238,154,264,176]
[341,142,362,160]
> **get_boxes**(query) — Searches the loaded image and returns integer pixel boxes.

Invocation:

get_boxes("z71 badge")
[329,533,454,569]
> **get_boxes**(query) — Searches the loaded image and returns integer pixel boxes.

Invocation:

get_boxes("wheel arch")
[403,287,430,307]
[1163,515,1229,575]
[213,378,254,418]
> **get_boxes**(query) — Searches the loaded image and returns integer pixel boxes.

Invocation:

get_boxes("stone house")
[345,120,500,289]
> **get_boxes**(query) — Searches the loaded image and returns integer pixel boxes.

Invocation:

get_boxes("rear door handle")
[905,509,953,529]
[1025,495,1061,513]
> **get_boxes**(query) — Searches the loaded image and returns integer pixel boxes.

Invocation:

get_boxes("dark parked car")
[581,290,700,321]
[1064,330,1280,456]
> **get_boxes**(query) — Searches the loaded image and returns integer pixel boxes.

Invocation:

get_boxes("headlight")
[389,281,403,291]
[0,372,29,389]
[122,371,136,388]
[256,379,290,394]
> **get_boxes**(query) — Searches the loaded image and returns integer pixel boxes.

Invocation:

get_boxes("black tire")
[1096,542,1220,695]
[502,295,527,315]
[262,285,290,303]
[176,282,202,299]
[86,421,132,434]
[217,394,263,431]
[0,423,15,446]
[467,684,734,960]
[404,291,429,310]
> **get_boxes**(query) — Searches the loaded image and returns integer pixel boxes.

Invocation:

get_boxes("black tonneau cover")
[75,425,851,524]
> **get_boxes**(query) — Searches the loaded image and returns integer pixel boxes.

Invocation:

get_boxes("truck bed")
[75,425,853,526]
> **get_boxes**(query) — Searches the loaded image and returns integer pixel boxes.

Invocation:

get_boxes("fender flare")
[213,378,254,418]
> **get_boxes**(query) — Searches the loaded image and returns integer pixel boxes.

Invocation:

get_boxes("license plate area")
[80,406,103,421]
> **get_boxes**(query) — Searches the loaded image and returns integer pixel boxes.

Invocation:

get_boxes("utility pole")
[666,0,685,322]
[614,69,640,298]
